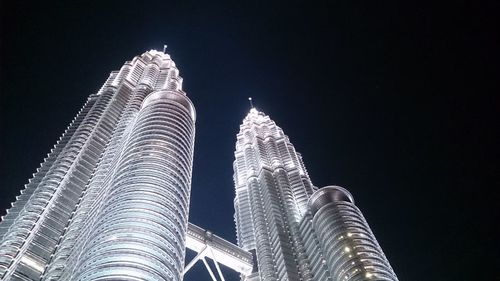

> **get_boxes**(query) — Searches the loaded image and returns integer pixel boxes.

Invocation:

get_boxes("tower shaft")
[233,109,316,281]
[0,50,196,281]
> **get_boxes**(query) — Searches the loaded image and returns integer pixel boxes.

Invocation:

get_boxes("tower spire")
[163,44,168,53]
[248,97,254,109]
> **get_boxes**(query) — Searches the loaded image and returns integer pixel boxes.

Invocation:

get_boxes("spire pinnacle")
[163,44,168,53]
[248,97,254,109]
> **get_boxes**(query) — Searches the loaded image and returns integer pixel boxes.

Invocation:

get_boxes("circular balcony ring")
[141,90,196,122]
[308,185,355,216]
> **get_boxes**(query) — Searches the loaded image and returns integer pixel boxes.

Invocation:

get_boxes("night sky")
[0,1,498,280]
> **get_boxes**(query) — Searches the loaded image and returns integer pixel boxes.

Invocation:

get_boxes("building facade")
[233,108,398,281]
[0,50,196,281]
[0,49,398,281]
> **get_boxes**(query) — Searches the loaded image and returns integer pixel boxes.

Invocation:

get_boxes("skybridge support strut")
[183,222,253,279]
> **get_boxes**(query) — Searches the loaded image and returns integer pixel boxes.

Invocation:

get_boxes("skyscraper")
[0,50,196,281]
[0,49,399,281]
[233,108,398,281]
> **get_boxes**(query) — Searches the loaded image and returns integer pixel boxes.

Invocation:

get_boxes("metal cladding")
[233,109,398,281]
[306,186,398,281]
[0,49,399,281]
[0,50,195,281]
[233,109,317,281]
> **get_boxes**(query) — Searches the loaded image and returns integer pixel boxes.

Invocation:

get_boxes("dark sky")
[0,1,498,280]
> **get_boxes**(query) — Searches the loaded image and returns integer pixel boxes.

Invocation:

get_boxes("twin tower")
[0,51,398,281]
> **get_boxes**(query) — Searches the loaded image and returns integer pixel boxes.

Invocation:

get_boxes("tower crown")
[242,108,269,126]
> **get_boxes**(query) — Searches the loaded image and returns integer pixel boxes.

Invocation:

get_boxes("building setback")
[0,50,399,281]
[233,108,398,281]
[0,50,196,281]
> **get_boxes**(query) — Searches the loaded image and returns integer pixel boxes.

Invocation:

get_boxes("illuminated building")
[0,50,196,281]
[0,49,398,281]
[233,108,398,281]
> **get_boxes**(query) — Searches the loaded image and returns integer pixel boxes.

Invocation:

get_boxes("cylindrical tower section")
[71,90,195,281]
[308,186,398,281]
